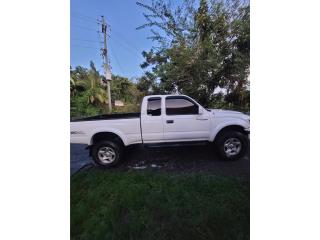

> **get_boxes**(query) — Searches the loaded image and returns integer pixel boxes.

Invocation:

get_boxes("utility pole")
[101,16,112,112]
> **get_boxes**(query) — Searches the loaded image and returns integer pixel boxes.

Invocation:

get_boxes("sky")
[71,0,155,79]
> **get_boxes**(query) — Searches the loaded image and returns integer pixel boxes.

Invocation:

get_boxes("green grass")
[71,170,249,240]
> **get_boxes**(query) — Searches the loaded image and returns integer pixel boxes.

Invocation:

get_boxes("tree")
[70,62,145,117]
[70,62,108,118]
[70,66,87,97]
[85,62,108,105]
[136,0,250,110]
[111,75,133,102]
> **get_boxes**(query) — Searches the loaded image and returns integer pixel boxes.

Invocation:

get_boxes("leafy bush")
[70,91,104,119]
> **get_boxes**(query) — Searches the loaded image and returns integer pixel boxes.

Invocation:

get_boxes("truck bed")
[70,113,142,145]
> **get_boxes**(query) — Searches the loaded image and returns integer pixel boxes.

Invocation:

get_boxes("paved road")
[71,143,250,177]
[70,144,92,174]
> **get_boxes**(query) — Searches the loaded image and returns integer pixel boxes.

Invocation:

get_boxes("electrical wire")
[109,36,140,57]
[73,25,98,32]
[109,46,125,75]
[71,15,99,25]
[72,38,102,44]
[71,44,100,50]
[71,14,141,76]
[71,11,100,23]
[111,28,141,52]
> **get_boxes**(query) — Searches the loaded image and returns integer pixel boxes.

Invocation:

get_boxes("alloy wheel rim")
[97,146,116,163]
[224,138,242,157]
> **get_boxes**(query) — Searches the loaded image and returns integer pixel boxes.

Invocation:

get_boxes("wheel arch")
[210,123,248,142]
[90,131,126,147]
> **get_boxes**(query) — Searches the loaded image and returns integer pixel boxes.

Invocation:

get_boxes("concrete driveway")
[71,143,250,177]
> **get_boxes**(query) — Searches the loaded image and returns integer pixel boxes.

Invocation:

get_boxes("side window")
[147,98,161,116]
[166,97,199,115]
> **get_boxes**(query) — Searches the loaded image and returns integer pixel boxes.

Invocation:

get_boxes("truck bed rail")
[71,112,140,122]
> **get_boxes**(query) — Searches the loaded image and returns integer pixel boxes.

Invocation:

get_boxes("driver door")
[163,96,210,141]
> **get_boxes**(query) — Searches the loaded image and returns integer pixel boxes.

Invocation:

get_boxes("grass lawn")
[71,169,249,240]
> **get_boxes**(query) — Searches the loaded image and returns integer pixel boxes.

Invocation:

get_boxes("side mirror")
[199,107,204,115]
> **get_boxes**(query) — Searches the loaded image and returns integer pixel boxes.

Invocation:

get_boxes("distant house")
[114,100,124,107]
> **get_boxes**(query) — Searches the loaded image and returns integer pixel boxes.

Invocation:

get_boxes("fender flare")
[210,119,249,142]
[88,128,128,146]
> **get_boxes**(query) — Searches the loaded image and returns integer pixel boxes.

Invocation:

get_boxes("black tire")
[92,140,123,167]
[215,130,249,160]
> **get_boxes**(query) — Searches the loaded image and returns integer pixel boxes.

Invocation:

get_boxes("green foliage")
[71,170,249,240]
[111,75,144,105]
[112,103,141,114]
[136,0,250,109]
[110,75,145,113]
[70,91,104,118]
[70,62,109,118]
[70,63,145,118]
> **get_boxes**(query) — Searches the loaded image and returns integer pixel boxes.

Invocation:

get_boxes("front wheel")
[92,140,123,167]
[215,131,249,160]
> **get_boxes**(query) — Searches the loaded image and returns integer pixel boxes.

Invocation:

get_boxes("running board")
[144,141,208,148]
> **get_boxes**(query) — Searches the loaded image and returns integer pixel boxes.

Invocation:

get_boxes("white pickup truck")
[71,95,250,167]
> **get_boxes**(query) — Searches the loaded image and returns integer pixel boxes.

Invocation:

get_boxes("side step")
[144,141,209,148]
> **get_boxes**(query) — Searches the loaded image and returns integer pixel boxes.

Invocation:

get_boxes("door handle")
[196,117,209,120]
[166,120,174,124]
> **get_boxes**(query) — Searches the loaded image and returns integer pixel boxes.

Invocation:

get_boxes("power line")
[109,46,125,75]
[73,25,98,32]
[73,13,140,54]
[110,28,141,51]
[109,36,140,57]
[71,10,113,24]
[71,44,100,50]
[71,15,99,24]
[71,11,101,23]
[109,31,141,55]
[72,38,102,44]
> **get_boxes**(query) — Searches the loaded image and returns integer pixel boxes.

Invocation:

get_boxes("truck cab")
[141,95,211,143]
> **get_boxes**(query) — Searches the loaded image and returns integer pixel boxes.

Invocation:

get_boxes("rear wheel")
[215,130,249,160]
[92,140,123,167]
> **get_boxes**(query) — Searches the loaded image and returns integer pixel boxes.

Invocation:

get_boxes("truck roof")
[144,94,189,98]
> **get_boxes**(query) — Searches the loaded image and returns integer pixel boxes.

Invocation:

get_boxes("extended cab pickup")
[71,95,250,167]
